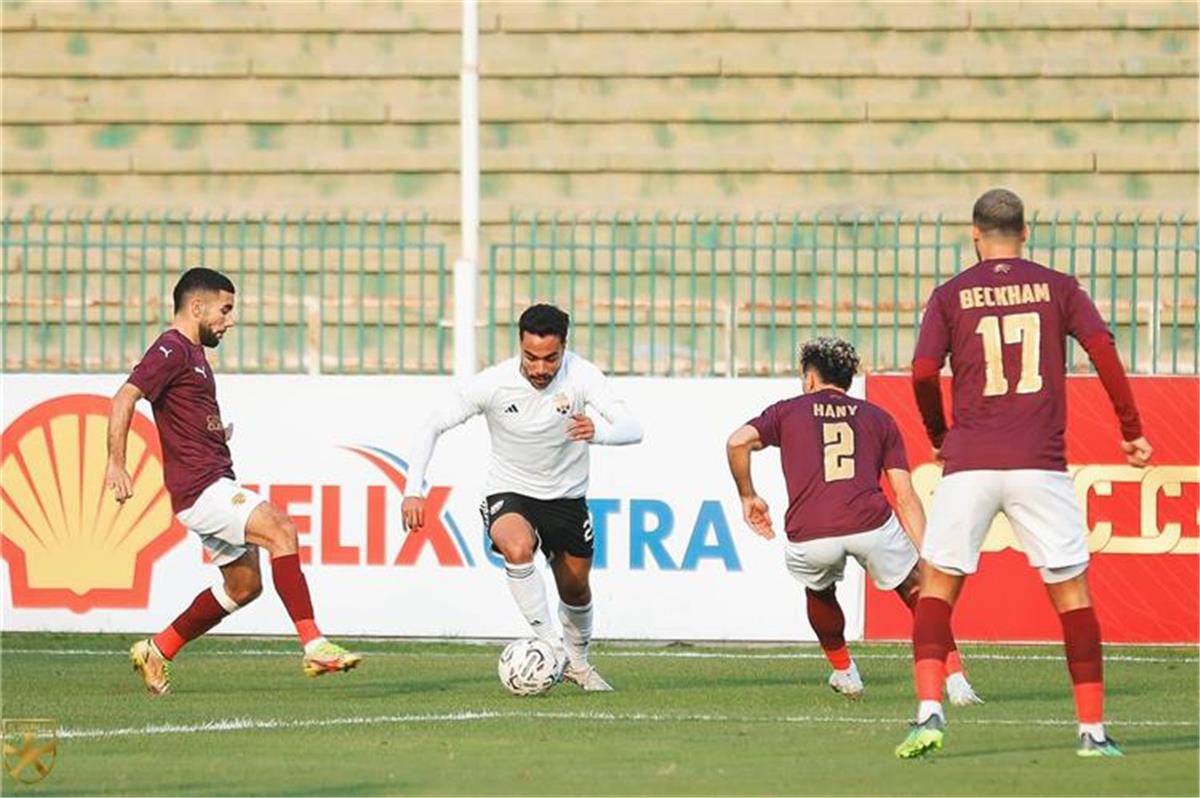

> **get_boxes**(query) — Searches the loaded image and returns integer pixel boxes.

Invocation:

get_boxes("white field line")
[56,710,1198,741]
[3,648,1196,664]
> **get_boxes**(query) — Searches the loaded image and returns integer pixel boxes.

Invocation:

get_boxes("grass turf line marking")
[5,648,1196,664]
[56,711,1198,740]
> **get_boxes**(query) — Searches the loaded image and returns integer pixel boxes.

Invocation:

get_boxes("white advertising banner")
[1,372,866,641]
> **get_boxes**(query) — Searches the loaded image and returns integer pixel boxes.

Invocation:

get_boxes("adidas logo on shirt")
[504,404,519,414]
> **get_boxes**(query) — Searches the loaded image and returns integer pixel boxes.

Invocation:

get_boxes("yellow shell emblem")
[1,394,185,613]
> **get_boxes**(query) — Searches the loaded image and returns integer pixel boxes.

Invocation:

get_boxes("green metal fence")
[1,211,448,374]
[488,214,1199,376]
[3,211,1197,376]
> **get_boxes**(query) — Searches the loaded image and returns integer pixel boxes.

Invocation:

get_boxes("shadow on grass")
[932,732,1200,760]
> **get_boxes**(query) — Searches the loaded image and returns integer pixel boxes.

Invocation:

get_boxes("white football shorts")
[175,478,266,567]
[784,514,918,592]
[922,469,1089,583]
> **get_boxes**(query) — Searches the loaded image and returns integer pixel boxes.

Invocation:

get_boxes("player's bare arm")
[725,423,774,540]
[105,382,144,503]
[885,467,926,549]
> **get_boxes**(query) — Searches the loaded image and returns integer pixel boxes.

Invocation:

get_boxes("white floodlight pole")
[454,0,480,377]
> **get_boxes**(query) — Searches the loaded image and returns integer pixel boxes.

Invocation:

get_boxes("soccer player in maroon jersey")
[896,189,1152,758]
[726,337,980,704]
[106,267,361,695]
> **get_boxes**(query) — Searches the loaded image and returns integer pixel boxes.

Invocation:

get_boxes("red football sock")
[901,587,964,675]
[912,597,954,702]
[806,587,852,669]
[1060,607,1104,724]
[153,589,228,660]
[271,553,323,646]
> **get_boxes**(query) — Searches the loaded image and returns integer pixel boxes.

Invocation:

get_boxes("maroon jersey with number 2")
[126,329,235,513]
[748,388,909,543]
[913,258,1110,475]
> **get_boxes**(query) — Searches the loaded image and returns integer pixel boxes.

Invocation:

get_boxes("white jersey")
[405,351,642,500]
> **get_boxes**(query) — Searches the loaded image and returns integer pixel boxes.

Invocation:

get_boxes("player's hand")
[1121,436,1153,468]
[401,496,425,531]
[105,461,134,503]
[741,494,775,540]
[566,413,595,441]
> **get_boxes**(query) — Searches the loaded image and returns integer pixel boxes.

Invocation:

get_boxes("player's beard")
[520,363,557,389]
[199,322,222,348]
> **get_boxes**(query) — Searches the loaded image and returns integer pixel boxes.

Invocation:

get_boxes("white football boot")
[828,660,864,699]
[946,671,984,706]
[563,662,614,692]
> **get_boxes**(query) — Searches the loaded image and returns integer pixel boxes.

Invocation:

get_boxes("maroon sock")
[913,597,954,701]
[271,553,323,646]
[900,587,962,673]
[1060,607,1104,723]
[153,589,228,660]
[806,587,851,669]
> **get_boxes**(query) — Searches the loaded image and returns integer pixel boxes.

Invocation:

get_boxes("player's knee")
[558,583,591,606]
[227,579,262,606]
[264,513,299,556]
[492,526,536,563]
[497,538,536,564]
[221,568,263,606]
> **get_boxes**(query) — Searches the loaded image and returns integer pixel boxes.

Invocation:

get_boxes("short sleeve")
[913,287,951,365]
[747,403,782,448]
[1063,278,1110,344]
[881,413,909,471]
[127,337,186,402]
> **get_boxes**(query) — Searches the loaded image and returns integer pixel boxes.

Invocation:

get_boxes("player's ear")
[1019,224,1029,243]
[188,291,207,319]
[970,224,983,243]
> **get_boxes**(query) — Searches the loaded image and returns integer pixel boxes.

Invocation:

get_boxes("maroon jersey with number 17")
[126,329,235,513]
[748,388,908,544]
[912,258,1111,475]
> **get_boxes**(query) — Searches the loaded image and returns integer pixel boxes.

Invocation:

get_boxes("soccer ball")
[497,638,564,696]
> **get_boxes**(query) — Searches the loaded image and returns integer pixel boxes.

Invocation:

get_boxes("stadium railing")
[489,213,1198,376]
[1,211,447,374]
[3,210,1196,376]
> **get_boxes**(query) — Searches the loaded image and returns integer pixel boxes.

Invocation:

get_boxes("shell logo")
[1,394,186,613]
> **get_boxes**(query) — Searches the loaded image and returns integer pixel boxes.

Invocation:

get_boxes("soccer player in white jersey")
[401,304,643,691]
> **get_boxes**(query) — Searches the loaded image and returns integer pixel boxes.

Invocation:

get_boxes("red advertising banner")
[864,375,1199,643]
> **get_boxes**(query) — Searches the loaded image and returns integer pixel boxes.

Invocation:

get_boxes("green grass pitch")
[1,633,1196,795]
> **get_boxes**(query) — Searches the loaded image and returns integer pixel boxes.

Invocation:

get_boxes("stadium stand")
[1,1,1196,374]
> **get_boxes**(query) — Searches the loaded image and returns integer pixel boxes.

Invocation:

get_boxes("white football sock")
[559,600,594,668]
[504,561,556,644]
[917,700,944,724]
[1079,722,1106,742]
[212,586,242,614]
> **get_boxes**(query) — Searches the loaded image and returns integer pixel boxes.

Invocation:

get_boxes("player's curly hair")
[799,337,859,390]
